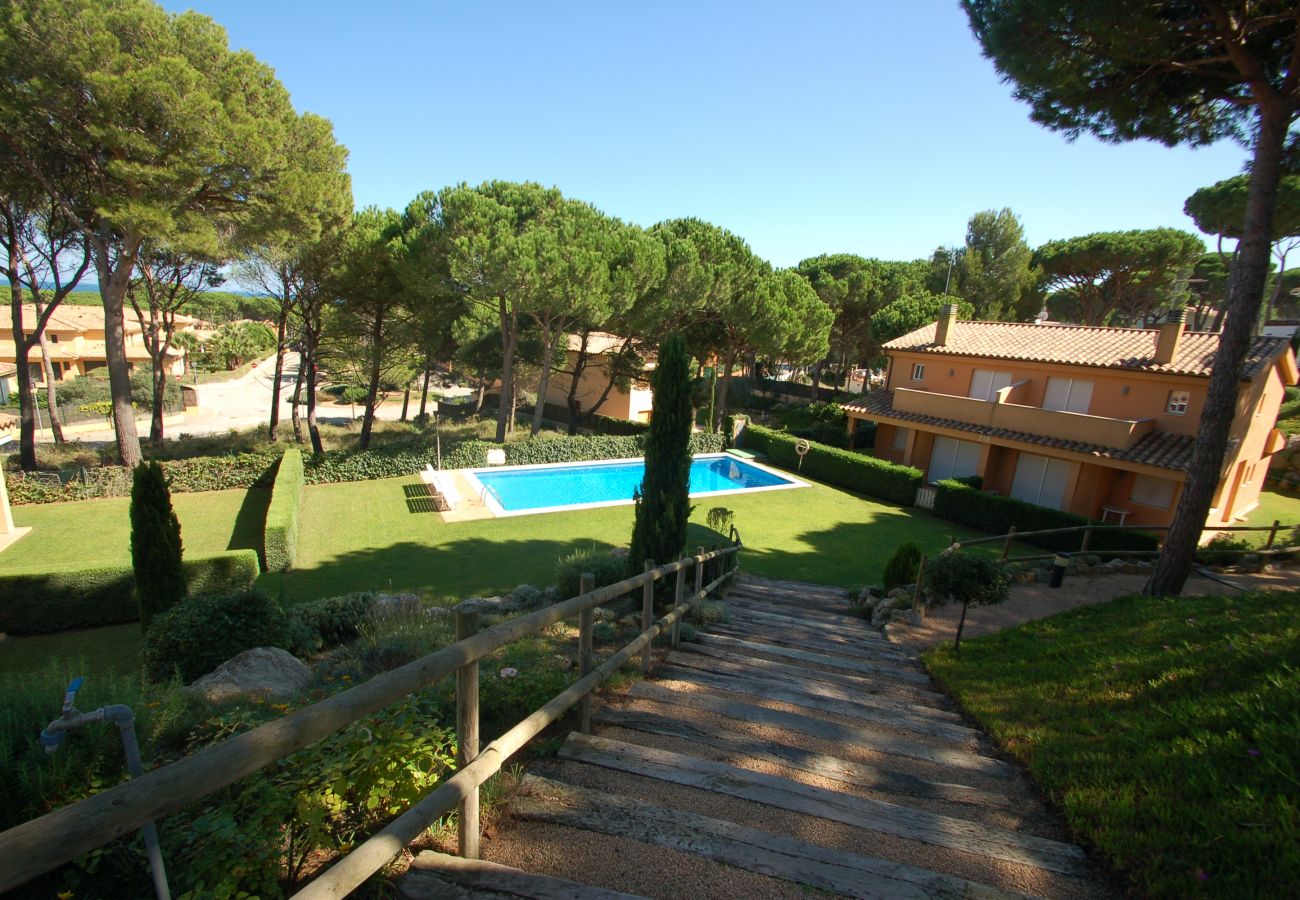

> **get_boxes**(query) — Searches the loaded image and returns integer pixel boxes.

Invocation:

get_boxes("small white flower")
[499,667,519,678]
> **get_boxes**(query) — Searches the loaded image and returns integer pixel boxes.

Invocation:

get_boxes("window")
[48,334,59,343]
[1043,377,1094,414]
[910,363,925,381]
[1009,453,1075,510]
[892,426,910,450]
[1131,474,1176,509]
[968,369,1013,402]
[1166,390,1190,415]
[928,436,981,483]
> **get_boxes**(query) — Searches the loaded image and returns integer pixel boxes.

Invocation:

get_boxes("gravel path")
[406,573,1118,899]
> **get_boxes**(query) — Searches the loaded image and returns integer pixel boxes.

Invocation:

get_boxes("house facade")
[0,304,197,396]
[844,306,1297,529]
[542,332,655,423]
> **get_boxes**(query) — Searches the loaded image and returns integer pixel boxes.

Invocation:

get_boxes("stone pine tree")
[629,334,693,581]
[130,461,186,630]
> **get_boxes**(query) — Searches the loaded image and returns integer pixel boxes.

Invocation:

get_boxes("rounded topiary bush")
[143,589,290,683]
[882,541,923,591]
[555,546,630,599]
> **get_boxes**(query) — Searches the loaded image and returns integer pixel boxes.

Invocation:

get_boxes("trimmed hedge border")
[0,549,260,634]
[5,433,729,506]
[741,423,922,505]
[931,479,1160,553]
[263,449,305,572]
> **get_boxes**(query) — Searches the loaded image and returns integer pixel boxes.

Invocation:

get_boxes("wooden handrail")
[0,545,741,894]
[952,520,1299,549]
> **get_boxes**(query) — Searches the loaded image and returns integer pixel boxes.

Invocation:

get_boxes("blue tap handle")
[63,677,84,710]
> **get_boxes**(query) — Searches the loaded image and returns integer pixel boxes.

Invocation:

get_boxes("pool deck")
[439,470,496,523]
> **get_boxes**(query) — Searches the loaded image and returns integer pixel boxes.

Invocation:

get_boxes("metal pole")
[577,573,594,734]
[455,607,480,859]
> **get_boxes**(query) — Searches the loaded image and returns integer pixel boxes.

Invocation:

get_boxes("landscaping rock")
[512,584,544,608]
[189,647,312,703]
[889,609,912,624]
[885,587,911,600]
[902,609,924,626]
[870,597,899,627]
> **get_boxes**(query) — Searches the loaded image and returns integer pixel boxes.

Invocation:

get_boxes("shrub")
[263,449,305,572]
[777,401,849,447]
[932,479,1159,553]
[0,550,259,635]
[742,423,922,505]
[882,541,923,590]
[927,552,1010,650]
[705,507,735,534]
[555,546,631,599]
[1196,535,1253,566]
[130,460,186,628]
[290,592,375,649]
[142,589,291,683]
[342,604,453,677]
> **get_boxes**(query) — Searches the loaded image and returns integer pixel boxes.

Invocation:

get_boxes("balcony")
[892,387,1155,450]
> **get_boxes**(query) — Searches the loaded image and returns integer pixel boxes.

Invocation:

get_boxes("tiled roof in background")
[884,320,1288,379]
[843,389,1196,472]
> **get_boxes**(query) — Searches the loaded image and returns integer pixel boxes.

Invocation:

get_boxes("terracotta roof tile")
[884,320,1287,379]
[844,389,1196,472]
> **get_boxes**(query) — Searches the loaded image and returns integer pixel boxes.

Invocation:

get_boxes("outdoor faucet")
[41,677,172,900]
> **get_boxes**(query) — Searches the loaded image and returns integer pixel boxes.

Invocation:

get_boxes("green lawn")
[0,487,267,572]
[270,474,1011,602]
[925,592,1299,899]
[1242,488,1300,545]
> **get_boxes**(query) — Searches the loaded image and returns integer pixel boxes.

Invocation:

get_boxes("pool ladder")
[479,483,503,507]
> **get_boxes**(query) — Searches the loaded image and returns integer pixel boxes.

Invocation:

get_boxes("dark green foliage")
[928,552,1009,608]
[263,449,305,572]
[4,433,730,505]
[555,546,630,599]
[932,479,1159,553]
[130,461,185,629]
[743,423,922,505]
[0,551,259,635]
[142,590,291,683]
[630,335,693,574]
[290,592,375,648]
[1284,386,1300,404]
[1195,535,1253,567]
[882,541,923,590]
[776,401,849,447]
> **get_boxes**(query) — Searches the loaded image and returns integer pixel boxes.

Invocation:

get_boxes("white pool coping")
[461,452,809,518]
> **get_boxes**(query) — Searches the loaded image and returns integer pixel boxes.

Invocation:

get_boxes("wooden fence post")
[642,559,655,675]
[577,573,594,734]
[911,554,927,612]
[455,606,481,859]
[671,563,686,649]
[1266,519,1281,549]
[1080,524,1093,553]
[693,546,706,619]
[1000,526,1017,560]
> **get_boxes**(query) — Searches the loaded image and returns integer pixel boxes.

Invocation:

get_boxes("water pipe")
[40,678,172,900]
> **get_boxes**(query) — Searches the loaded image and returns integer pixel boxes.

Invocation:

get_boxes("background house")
[845,305,1297,529]
[542,332,655,423]
[0,304,199,396]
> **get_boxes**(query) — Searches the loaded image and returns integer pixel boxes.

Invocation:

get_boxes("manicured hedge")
[4,433,731,506]
[0,549,260,634]
[931,479,1159,553]
[742,423,922,505]
[263,449,304,572]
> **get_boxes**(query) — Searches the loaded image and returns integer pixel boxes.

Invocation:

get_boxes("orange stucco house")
[845,305,1298,529]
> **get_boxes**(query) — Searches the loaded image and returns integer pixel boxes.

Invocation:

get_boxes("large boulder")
[189,647,313,704]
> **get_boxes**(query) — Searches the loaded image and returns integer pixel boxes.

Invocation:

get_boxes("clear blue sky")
[167,0,1248,268]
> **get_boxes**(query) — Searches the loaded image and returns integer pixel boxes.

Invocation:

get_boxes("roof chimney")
[935,304,959,347]
[1154,308,1185,365]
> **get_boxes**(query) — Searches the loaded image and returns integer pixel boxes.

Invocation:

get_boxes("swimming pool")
[463,453,807,516]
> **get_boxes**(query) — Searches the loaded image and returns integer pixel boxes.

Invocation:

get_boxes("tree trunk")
[32,299,64,445]
[150,366,167,443]
[531,331,554,437]
[418,351,432,421]
[495,299,517,443]
[565,330,592,435]
[12,345,38,471]
[1145,106,1291,597]
[290,352,305,444]
[400,382,410,422]
[359,309,385,450]
[268,306,289,441]
[714,351,736,432]
[474,380,486,413]
[306,346,323,455]
[96,238,143,467]
[953,601,969,652]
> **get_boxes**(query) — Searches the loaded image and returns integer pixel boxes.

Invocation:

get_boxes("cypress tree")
[131,460,186,629]
[629,334,693,579]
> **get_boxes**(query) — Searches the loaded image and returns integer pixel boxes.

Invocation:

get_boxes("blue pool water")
[471,454,798,514]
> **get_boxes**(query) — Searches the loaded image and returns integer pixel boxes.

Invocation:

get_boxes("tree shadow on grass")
[228,486,270,557]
